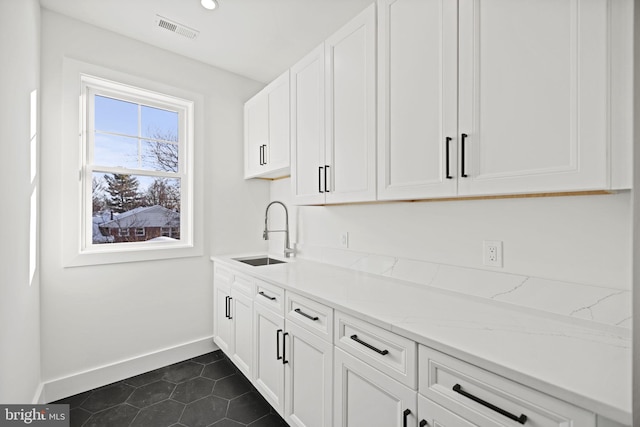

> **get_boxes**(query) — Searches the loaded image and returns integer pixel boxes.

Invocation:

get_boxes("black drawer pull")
[282,332,289,364]
[445,137,452,179]
[460,133,468,178]
[295,308,319,321]
[403,409,411,427]
[259,291,276,301]
[324,165,330,193]
[276,329,283,361]
[453,384,527,424]
[224,296,229,318]
[350,334,389,355]
[318,166,324,193]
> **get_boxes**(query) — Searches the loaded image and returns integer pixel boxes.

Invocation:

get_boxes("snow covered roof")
[97,205,179,229]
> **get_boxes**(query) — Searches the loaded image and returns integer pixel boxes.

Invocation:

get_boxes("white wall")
[39,10,269,395]
[271,179,632,291]
[0,0,42,403]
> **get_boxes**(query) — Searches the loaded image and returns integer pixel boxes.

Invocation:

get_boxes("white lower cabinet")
[334,347,417,427]
[253,301,286,414]
[285,320,333,427]
[214,263,610,427]
[253,286,334,426]
[212,267,232,354]
[213,266,254,379]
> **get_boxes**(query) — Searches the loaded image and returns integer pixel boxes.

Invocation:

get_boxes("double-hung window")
[80,74,194,254]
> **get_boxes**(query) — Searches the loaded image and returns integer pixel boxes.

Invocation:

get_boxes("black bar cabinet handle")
[445,137,452,179]
[350,334,389,355]
[403,409,411,427]
[259,291,276,301]
[295,308,319,321]
[419,421,428,427]
[282,332,289,364]
[227,297,232,320]
[262,144,267,165]
[460,133,468,178]
[318,167,324,193]
[276,329,283,361]
[224,296,229,318]
[453,384,527,424]
[324,165,330,193]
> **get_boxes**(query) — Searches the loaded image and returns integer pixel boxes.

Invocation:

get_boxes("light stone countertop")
[211,254,632,426]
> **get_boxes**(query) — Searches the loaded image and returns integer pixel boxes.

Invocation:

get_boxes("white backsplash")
[294,244,632,329]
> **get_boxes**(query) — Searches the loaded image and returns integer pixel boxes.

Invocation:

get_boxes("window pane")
[92,172,181,244]
[141,140,179,172]
[141,105,178,141]
[94,133,139,168]
[94,95,138,136]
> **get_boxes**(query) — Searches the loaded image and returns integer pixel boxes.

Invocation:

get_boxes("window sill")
[64,242,202,268]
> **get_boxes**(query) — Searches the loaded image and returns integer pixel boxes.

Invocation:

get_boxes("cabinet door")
[230,289,253,379]
[378,0,458,200]
[457,0,609,196]
[213,268,233,355]
[284,321,333,427]
[267,70,290,175]
[291,44,326,205]
[418,395,477,427]
[334,348,417,427]
[244,92,269,178]
[325,3,377,204]
[254,302,286,415]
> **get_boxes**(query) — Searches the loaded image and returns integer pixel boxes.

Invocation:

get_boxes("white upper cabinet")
[377,0,632,200]
[378,0,458,200]
[324,3,377,204]
[244,70,290,179]
[458,0,613,196]
[290,44,326,205]
[291,4,377,205]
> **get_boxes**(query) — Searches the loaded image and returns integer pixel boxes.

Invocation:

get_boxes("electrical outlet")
[340,232,349,249]
[483,240,503,267]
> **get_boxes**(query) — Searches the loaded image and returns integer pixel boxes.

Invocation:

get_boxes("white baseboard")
[32,382,46,404]
[42,336,217,403]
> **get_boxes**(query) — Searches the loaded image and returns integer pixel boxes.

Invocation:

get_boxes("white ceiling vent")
[155,15,199,40]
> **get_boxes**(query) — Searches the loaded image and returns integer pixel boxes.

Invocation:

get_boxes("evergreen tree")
[104,173,141,213]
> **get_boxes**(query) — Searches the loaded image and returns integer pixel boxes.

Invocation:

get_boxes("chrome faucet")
[264,201,294,258]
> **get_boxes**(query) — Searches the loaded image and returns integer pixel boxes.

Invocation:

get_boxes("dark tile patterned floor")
[53,350,288,427]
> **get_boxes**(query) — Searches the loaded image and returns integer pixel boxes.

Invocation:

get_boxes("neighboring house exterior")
[96,205,180,243]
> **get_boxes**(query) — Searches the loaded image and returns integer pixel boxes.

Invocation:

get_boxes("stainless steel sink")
[234,256,286,266]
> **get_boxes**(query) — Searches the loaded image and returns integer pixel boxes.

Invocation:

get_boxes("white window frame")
[80,74,194,255]
[62,60,202,267]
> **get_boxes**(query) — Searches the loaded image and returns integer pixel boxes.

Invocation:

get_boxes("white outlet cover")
[340,232,349,249]
[483,240,503,267]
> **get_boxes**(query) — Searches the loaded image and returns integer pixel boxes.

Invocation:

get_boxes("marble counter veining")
[211,254,632,425]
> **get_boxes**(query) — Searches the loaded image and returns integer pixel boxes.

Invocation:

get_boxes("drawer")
[419,346,595,427]
[285,292,333,342]
[231,272,254,297]
[254,279,285,315]
[334,311,417,389]
[214,264,233,285]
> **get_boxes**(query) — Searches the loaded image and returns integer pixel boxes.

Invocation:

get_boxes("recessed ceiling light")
[201,0,218,10]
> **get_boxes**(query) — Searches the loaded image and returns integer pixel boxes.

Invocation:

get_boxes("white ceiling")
[39,0,375,83]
